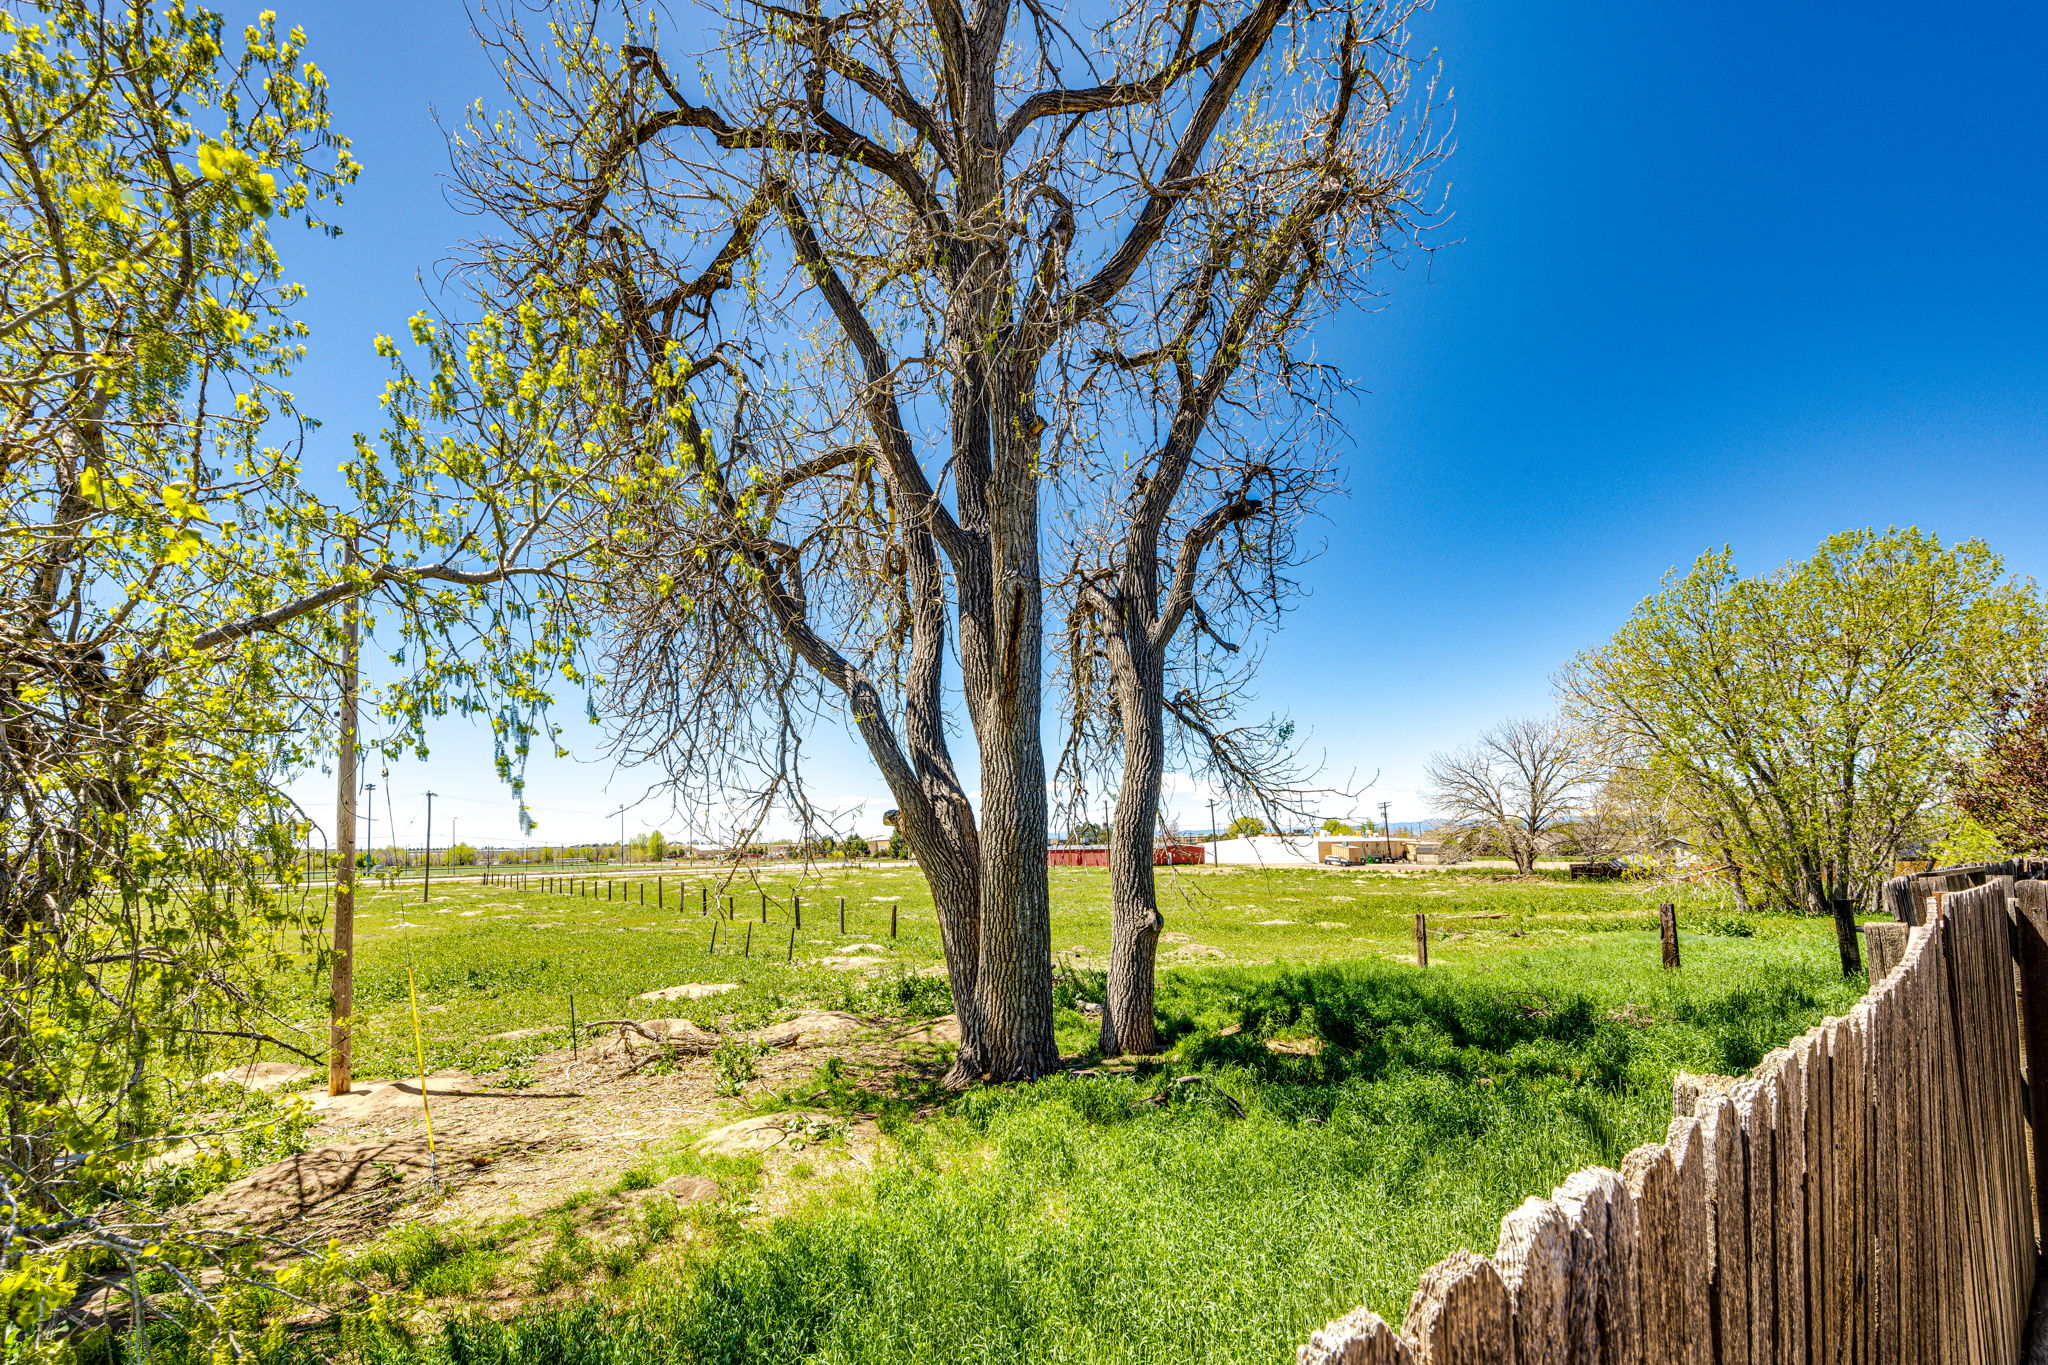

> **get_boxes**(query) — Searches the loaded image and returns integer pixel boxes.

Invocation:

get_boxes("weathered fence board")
[1299,865,2048,1365]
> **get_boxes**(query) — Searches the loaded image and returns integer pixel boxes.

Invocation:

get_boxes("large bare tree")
[448,0,1442,1079]
[1052,5,1444,1054]
[1424,717,1596,875]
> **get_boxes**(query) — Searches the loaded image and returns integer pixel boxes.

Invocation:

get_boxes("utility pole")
[1208,799,1219,865]
[329,563,360,1098]
[423,791,437,903]
[450,816,458,870]
[1379,801,1393,857]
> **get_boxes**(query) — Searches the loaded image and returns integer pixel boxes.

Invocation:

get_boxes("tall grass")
[288,946,1859,1365]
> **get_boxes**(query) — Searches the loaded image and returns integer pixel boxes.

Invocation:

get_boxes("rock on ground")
[820,955,890,970]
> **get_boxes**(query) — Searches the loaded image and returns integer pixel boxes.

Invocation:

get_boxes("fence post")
[1415,913,1428,968]
[794,893,802,928]
[839,896,845,933]
[1828,897,1863,975]
[1659,902,1681,970]
[891,902,898,938]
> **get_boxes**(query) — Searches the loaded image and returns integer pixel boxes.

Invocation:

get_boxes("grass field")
[285,862,1838,1082]
[215,866,1870,1365]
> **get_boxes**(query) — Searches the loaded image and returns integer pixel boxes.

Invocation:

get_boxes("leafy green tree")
[1227,815,1266,838]
[1563,529,2047,970]
[888,831,912,861]
[448,842,479,867]
[844,835,871,859]
[1321,819,1356,835]
[0,2,593,1337]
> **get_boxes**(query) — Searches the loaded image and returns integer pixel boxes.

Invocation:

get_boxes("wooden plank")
[1741,1076,1779,1365]
[1665,1113,1715,1365]
[1298,1307,1415,1365]
[1556,1167,1643,1365]
[1400,1250,1513,1363]
[1931,903,1980,1365]
[1866,923,1910,985]
[1802,1029,1836,1365]
[1701,1091,1751,1365]
[1882,875,1915,925]
[1623,1143,1684,1365]
[1977,878,2033,1350]
[2013,881,2048,1265]
[1865,986,1901,1365]
[1774,1050,1807,1365]
[1497,1196,1572,1365]
[1839,1012,1874,1365]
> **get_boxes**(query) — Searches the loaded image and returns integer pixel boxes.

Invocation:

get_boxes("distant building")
[1046,843,1206,868]
[1207,834,1318,866]
[1315,835,1449,864]
[1650,836,1700,864]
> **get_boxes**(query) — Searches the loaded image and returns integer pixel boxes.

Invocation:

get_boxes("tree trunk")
[1102,644,1166,1057]
[960,481,1058,1081]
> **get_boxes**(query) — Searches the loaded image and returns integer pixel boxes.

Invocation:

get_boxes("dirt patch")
[186,1132,534,1238]
[754,1011,866,1048]
[202,1062,316,1092]
[637,983,739,1002]
[892,1014,962,1044]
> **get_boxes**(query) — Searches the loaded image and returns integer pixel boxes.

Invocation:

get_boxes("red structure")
[1046,844,1205,867]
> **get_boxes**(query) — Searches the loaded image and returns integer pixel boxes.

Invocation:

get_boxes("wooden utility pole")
[329,572,360,1097]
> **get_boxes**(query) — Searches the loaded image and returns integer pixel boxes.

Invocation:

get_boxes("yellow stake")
[401,925,438,1187]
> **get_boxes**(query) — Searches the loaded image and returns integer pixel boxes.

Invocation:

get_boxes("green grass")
[277,863,1849,1084]
[243,872,1865,1365]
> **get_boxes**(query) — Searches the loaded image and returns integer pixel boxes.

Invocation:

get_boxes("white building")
[1207,834,1320,867]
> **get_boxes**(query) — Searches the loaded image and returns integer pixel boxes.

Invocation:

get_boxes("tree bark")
[1102,641,1166,1057]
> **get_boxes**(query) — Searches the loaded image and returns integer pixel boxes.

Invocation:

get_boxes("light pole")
[617,806,628,869]
[1208,798,1219,865]
[423,791,437,903]
[363,782,376,881]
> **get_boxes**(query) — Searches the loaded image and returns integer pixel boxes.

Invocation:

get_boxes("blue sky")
[275,0,2048,848]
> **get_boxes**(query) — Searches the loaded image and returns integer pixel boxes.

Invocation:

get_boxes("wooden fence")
[1299,860,2048,1365]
